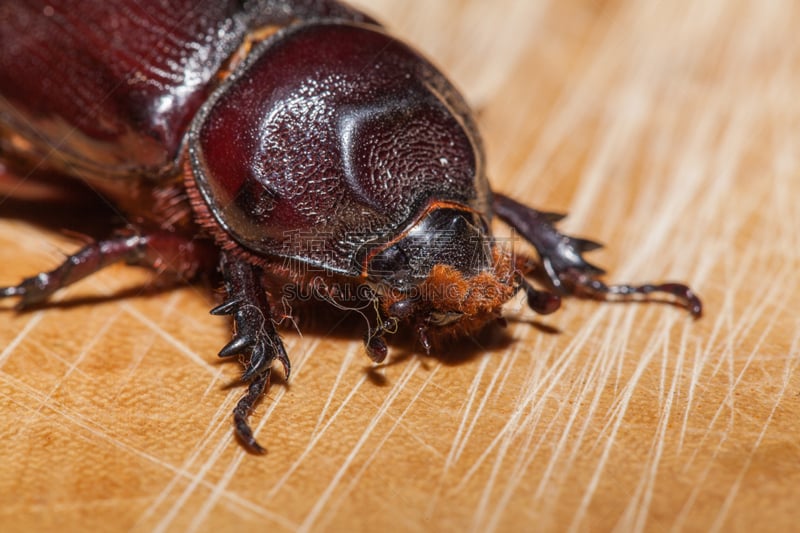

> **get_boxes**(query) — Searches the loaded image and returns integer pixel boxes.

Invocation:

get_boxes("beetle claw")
[541,211,567,224]
[0,284,34,310]
[276,346,291,380]
[232,369,270,454]
[0,285,24,298]
[241,342,268,382]
[210,298,241,316]
[572,237,604,253]
[218,335,251,358]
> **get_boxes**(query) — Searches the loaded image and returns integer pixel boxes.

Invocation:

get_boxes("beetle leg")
[515,274,561,315]
[363,317,398,363]
[365,335,388,363]
[494,193,702,316]
[233,369,271,455]
[213,254,289,454]
[0,235,149,307]
[0,231,215,308]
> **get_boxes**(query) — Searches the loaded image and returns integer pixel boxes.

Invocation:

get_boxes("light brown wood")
[2,1,799,531]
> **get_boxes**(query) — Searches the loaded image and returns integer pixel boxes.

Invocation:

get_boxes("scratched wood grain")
[1,0,799,531]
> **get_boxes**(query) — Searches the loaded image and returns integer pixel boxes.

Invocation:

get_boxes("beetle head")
[365,205,519,346]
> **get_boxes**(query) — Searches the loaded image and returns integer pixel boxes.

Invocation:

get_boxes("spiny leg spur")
[213,254,290,454]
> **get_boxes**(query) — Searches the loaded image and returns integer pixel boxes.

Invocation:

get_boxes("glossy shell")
[0,0,256,179]
[0,0,372,182]
[188,22,491,275]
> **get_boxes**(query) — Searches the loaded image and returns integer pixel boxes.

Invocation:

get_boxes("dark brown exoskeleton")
[0,0,701,453]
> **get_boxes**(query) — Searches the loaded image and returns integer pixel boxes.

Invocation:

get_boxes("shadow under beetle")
[0,0,701,453]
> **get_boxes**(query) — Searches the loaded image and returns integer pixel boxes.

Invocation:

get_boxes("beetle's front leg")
[493,193,702,316]
[211,254,290,454]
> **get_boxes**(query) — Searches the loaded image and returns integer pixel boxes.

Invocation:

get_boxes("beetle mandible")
[0,0,701,453]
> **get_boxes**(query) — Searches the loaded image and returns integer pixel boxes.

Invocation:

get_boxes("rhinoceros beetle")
[0,0,701,453]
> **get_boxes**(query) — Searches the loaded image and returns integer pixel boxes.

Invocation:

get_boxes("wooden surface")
[1,0,799,531]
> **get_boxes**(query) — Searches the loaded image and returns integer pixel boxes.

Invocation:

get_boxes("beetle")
[0,0,701,453]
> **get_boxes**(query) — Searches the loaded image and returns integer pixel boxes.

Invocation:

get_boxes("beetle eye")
[427,311,463,326]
